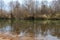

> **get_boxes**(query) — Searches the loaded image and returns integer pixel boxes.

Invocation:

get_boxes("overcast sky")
[4,0,53,4]
[2,0,53,11]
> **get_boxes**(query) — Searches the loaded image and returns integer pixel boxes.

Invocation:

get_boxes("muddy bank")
[0,32,60,40]
[0,32,35,40]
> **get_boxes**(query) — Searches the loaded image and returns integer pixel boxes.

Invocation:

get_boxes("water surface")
[0,20,60,40]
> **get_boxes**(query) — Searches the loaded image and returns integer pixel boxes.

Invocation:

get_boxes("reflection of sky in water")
[36,33,60,40]
[19,31,26,36]
[46,35,59,40]
[0,20,60,40]
[0,25,12,32]
[0,25,60,40]
[35,29,60,40]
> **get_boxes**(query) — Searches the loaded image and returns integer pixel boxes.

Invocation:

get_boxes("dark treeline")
[0,0,60,20]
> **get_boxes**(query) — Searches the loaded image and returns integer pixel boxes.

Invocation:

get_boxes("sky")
[4,0,53,4]
[2,0,53,11]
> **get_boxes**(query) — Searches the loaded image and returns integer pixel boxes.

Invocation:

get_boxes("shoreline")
[0,18,60,20]
[0,32,35,40]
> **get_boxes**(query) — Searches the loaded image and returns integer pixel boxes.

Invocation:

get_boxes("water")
[0,20,60,40]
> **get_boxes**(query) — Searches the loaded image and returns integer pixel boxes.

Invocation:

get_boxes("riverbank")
[0,18,60,20]
[0,32,35,40]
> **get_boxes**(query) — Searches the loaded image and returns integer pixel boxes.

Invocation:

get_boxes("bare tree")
[0,0,5,18]
[51,0,60,18]
[9,1,22,19]
[23,0,36,17]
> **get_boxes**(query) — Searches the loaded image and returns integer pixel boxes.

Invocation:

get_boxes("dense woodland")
[0,0,60,20]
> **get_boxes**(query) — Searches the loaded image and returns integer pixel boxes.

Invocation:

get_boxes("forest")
[0,0,60,20]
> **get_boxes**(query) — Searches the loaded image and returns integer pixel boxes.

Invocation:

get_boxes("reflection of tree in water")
[11,20,35,35]
[0,20,12,32]
[35,22,48,36]
[49,26,60,38]
[34,20,60,38]
[0,20,60,38]
[0,20,11,28]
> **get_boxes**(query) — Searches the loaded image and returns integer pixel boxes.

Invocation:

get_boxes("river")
[0,20,60,40]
